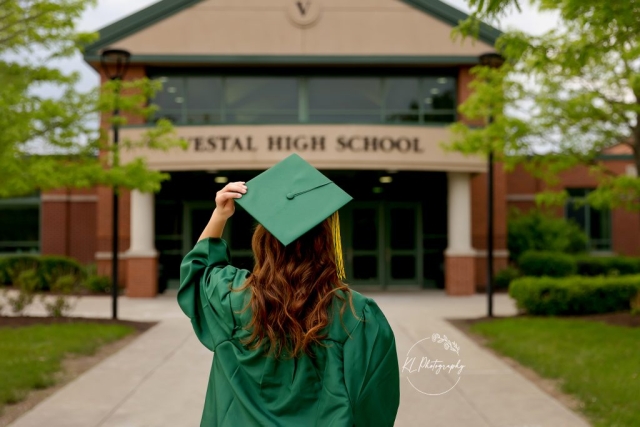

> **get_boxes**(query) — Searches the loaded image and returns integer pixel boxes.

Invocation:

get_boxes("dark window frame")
[147,67,458,126]
[564,188,612,252]
[0,195,41,255]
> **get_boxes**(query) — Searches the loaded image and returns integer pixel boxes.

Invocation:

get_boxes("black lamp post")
[100,48,131,320]
[479,52,504,318]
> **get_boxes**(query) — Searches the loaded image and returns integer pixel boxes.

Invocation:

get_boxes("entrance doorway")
[157,170,446,293]
[182,201,430,290]
[342,202,424,289]
[183,202,256,272]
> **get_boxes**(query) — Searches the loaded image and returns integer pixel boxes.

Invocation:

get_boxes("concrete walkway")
[5,291,590,427]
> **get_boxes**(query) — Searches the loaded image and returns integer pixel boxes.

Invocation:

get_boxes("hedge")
[573,255,640,276]
[494,266,521,289]
[518,251,577,277]
[84,275,111,293]
[0,255,40,286]
[516,251,640,278]
[0,255,86,291]
[509,275,640,315]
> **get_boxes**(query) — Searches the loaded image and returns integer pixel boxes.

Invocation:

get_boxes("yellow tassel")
[331,211,346,280]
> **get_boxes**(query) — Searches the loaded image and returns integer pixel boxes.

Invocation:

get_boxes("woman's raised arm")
[198,181,247,242]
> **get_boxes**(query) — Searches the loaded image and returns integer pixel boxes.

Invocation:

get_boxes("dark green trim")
[0,196,40,206]
[597,154,634,161]
[120,122,454,129]
[83,0,500,59]
[83,0,202,55]
[401,0,501,45]
[84,54,484,66]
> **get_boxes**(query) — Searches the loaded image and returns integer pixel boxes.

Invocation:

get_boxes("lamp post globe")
[479,52,505,69]
[100,48,131,81]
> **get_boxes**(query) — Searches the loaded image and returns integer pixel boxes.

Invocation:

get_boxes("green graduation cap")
[235,153,352,278]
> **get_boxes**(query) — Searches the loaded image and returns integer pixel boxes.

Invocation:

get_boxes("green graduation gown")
[178,237,400,427]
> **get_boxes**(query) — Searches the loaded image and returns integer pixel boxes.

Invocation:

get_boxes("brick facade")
[506,156,640,257]
[41,188,97,265]
[36,66,638,298]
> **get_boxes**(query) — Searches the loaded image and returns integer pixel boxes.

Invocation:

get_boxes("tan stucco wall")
[119,124,486,172]
[112,0,493,56]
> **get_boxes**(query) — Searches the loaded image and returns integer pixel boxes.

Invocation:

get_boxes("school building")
[2,0,638,297]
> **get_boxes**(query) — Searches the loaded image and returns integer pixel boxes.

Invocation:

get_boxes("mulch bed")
[0,315,156,332]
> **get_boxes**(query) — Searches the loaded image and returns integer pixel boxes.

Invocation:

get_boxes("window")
[0,196,40,254]
[308,77,382,123]
[565,189,612,251]
[225,77,298,124]
[384,78,420,123]
[149,73,457,126]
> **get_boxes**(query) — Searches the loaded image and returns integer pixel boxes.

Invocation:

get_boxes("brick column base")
[125,256,158,298]
[445,256,475,296]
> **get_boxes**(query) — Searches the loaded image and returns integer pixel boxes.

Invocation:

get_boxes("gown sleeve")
[343,297,400,427]
[177,237,249,351]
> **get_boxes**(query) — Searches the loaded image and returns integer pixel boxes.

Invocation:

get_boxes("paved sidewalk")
[5,291,591,427]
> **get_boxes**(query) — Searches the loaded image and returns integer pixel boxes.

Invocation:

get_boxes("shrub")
[84,275,111,294]
[0,287,6,314]
[632,292,640,316]
[0,257,9,285]
[518,251,577,277]
[494,266,521,289]
[41,274,82,317]
[509,275,640,315]
[1,255,41,287]
[39,256,86,291]
[7,269,39,314]
[574,255,640,276]
[0,254,87,291]
[508,208,588,262]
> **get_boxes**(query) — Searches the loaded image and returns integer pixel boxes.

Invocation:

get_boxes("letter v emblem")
[296,0,310,16]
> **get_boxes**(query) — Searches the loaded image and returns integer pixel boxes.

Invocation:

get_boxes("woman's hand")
[213,181,247,220]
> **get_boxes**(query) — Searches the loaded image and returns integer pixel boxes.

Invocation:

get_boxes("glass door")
[182,202,215,254]
[385,203,422,287]
[222,206,256,271]
[183,202,256,272]
[343,203,383,289]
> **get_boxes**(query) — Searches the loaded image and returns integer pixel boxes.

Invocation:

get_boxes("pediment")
[87,0,496,59]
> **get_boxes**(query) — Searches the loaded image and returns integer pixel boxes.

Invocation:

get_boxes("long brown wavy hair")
[232,216,359,360]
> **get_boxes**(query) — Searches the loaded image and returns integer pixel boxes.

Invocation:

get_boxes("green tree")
[446,0,640,211]
[0,0,186,198]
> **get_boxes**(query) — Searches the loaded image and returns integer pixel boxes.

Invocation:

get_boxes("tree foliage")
[447,0,640,210]
[0,0,186,198]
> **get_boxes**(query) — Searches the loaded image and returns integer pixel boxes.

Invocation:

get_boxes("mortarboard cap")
[235,153,352,278]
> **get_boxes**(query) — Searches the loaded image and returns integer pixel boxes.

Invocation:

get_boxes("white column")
[444,172,474,256]
[127,190,157,257]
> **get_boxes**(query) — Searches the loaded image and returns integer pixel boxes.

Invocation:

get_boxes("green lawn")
[0,323,134,414]
[470,317,640,427]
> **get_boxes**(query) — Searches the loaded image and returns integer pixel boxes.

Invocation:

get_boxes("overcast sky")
[65,0,558,93]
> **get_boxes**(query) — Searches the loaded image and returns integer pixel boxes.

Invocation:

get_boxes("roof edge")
[82,0,502,60]
[84,54,485,70]
[82,0,203,55]
[400,0,502,45]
